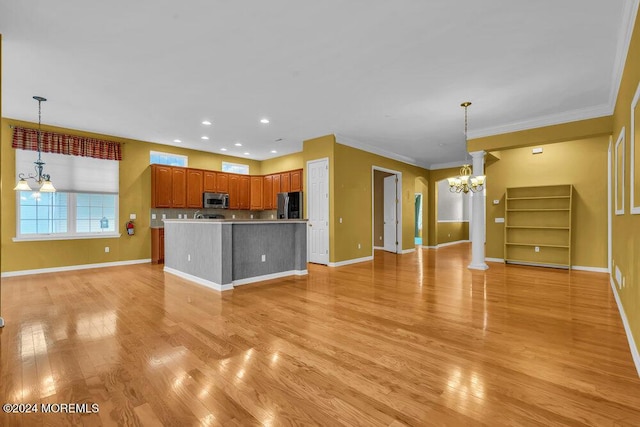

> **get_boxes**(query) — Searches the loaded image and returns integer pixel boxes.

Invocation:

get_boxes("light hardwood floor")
[1,243,639,426]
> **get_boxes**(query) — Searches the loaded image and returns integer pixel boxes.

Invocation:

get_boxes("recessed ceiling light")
[260,118,270,124]
[173,139,182,143]
[234,143,242,147]
[202,120,212,125]
[220,148,227,151]
[270,150,277,153]
[244,152,250,155]
[201,136,209,140]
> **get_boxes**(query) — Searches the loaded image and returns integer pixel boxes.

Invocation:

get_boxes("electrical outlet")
[188,254,191,262]
[232,214,236,219]
[261,254,266,262]
[250,214,254,219]
[535,246,540,252]
[162,214,166,220]
[493,199,500,205]
[358,243,361,249]
[271,214,274,219]
[104,247,110,253]
[340,217,343,223]
[130,213,136,220]
[379,236,382,241]
[151,213,156,220]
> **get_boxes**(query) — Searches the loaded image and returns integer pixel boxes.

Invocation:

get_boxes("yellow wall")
[332,141,429,261]
[260,152,304,175]
[426,167,463,247]
[2,118,258,273]
[481,136,609,267]
[437,222,469,245]
[611,8,640,357]
[373,170,393,246]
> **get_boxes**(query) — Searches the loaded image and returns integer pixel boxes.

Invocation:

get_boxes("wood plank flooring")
[1,243,640,426]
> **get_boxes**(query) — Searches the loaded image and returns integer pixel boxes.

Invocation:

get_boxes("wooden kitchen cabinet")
[272,174,281,205]
[203,171,216,192]
[171,167,187,208]
[280,172,290,193]
[151,227,165,264]
[263,175,273,209]
[239,175,250,209]
[290,169,302,191]
[186,169,204,208]
[228,174,239,209]
[151,165,172,208]
[250,176,264,210]
[215,172,229,193]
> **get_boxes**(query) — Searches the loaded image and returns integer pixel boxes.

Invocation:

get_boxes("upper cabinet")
[203,171,216,192]
[290,169,302,192]
[186,169,204,208]
[250,176,263,210]
[151,165,302,210]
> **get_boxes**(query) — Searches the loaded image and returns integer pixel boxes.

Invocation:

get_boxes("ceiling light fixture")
[201,136,209,140]
[202,120,212,125]
[234,143,242,147]
[173,139,182,143]
[447,102,485,194]
[244,152,250,155]
[14,96,56,192]
[260,118,270,124]
[270,150,277,154]
[220,148,227,151]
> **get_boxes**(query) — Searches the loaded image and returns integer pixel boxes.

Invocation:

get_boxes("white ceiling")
[1,1,637,168]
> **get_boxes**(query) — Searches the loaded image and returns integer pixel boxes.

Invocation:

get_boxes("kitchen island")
[162,219,308,291]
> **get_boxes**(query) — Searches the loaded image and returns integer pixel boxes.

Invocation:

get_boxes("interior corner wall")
[483,136,609,267]
[611,6,640,365]
[332,142,429,262]
[426,167,464,247]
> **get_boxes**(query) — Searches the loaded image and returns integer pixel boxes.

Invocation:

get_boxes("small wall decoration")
[615,127,625,215]
[630,81,640,214]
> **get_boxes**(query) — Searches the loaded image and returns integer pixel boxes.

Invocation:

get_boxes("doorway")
[372,167,402,254]
[414,193,422,245]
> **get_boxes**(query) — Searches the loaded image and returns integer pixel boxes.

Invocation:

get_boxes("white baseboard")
[163,266,233,292]
[401,248,416,254]
[329,256,374,267]
[422,245,437,249]
[435,240,470,248]
[485,257,504,263]
[373,246,384,250]
[572,265,609,273]
[609,276,640,378]
[233,270,308,286]
[1,258,152,278]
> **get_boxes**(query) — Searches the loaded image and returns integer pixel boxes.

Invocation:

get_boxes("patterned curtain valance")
[11,126,123,161]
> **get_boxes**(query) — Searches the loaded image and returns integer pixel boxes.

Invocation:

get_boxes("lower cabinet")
[151,228,165,264]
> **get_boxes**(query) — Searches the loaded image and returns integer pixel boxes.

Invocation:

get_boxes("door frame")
[608,136,612,274]
[371,166,403,255]
[306,157,330,265]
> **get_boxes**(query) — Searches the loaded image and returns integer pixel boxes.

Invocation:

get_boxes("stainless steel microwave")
[203,192,229,209]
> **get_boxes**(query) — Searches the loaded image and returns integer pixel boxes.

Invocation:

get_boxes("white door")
[383,175,398,253]
[307,158,329,264]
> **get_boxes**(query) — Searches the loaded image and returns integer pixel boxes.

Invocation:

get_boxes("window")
[222,161,249,174]
[15,149,119,240]
[18,192,118,237]
[150,151,188,167]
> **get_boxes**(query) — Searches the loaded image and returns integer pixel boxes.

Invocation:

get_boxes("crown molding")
[467,104,612,139]
[334,133,428,168]
[429,160,467,170]
[609,0,640,111]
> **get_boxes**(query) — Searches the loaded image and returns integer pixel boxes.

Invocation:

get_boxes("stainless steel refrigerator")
[277,191,303,219]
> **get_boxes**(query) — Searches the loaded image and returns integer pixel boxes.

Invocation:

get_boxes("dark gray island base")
[163,219,308,291]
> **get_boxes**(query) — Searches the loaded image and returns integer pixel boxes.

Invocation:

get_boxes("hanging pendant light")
[14,96,56,193]
[447,102,485,194]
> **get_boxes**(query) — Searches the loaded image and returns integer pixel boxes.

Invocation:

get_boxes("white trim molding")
[164,267,232,292]
[422,245,438,249]
[1,258,151,278]
[401,248,416,254]
[233,270,308,286]
[572,265,609,273]
[615,127,626,215]
[329,256,374,267]
[485,257,505,263]
[609,276,640,378]
[336,134,424,168]
[436,239,470,248]
[631,80,640,214]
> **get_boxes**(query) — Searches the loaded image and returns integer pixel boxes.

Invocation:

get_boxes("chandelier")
[14,96,56,192]
[447,101,485,193]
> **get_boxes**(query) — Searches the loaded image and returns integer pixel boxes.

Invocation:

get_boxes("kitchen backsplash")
[150,208,278,227]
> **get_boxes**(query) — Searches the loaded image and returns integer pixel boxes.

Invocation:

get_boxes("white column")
[468,150,488,270]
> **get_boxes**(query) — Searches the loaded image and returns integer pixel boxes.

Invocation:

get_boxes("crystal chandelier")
[14,96,56,193]
[447,102,485,193]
